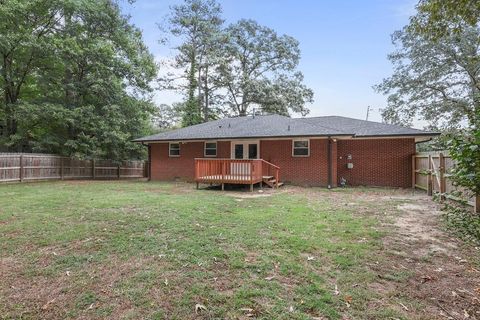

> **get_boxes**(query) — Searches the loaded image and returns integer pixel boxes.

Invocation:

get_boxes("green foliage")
[182,59,203,127]
[0,0,157,160]
[411,0,480,38]
[448,126,480,195]
[442,200,480,245]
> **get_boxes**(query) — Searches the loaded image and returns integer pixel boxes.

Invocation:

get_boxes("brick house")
[134,115,438,189]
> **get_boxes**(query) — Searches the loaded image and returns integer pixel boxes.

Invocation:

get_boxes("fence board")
[0,153,146,183]
[413,151,478,213]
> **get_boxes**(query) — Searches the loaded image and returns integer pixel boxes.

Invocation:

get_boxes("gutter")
[415,137,433,144]
[353,132,441,138]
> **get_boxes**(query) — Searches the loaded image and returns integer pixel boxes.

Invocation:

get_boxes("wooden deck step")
[262,176,284,188]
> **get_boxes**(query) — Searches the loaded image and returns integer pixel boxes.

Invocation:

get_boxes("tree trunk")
[2,55,18,142]
[197,64,203,121]
[203,64,209,122]
[63,10,76,142]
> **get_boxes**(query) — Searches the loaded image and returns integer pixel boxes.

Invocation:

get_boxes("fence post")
[427,155,433,196]
[439,153,446,200]
[411,154,416,189]
[60,157,64,180]
[19,155,24,182]
[475,195,480,214]
[117,164,121,179]
[92,159,96,180]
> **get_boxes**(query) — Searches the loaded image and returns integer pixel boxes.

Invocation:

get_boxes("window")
[248,143,257,159]
[204,142,217,157]
[292,139,309,157]
[234,144,243,159]
[169,142,180,157]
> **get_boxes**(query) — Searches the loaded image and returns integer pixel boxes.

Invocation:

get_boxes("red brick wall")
[260,139,330,186]
[150,141,231,181]
[149,138,416,187]
[336,138,415,187]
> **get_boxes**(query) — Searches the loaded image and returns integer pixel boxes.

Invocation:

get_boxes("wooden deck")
[195,158,281,191]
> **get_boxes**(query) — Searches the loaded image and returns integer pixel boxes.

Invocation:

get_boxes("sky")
[120,0,418,125]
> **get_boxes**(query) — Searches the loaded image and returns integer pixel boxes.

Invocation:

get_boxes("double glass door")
[232,141,259,159]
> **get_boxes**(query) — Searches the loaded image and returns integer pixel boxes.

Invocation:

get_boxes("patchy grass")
[0,181,478,319]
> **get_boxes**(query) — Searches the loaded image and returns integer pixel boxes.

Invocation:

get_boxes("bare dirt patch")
[372,193,480,319]
[225,191,274,199]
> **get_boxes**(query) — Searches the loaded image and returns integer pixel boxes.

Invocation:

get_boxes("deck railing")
[195,158,280,189]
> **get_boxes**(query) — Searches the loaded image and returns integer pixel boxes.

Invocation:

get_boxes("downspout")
[147,144,151,181]
[327,137,332,189]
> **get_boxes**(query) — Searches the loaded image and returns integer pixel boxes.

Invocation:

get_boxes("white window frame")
[204,141,217,157]
[169,142,180,157]
[292,139,310,157]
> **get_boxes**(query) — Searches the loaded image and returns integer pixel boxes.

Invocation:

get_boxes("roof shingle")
[134,114,438,142]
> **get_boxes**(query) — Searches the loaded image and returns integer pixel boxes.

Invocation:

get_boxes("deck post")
[275,168,279,189]
[196,182,199,189]
[221,183,224,191]
[250,161,254,192]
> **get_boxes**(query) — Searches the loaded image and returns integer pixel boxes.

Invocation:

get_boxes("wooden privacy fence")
[412,151,479,213]
[0,153,147,183]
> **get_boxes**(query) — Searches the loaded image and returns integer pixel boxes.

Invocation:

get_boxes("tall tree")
[165,0,224,126]
[0,0,59,147]
[217,19,313,116]
[0,0,157,159]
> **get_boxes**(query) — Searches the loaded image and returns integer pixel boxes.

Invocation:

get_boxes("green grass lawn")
[0,181,425,319]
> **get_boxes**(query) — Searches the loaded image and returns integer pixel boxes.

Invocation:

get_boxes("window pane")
[205,142,216,149]
[170,149,180,156]
[205,148,216,156]
[234,144,243,159]
[294,140,308,148]
[170,143,180,156]
[248,144,257,159]
[293,148,308,156]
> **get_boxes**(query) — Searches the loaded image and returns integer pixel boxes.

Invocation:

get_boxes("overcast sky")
[121,0,419,126]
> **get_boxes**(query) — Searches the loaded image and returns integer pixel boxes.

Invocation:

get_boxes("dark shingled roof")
[134,114,439,142]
